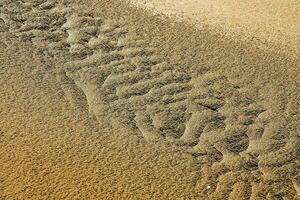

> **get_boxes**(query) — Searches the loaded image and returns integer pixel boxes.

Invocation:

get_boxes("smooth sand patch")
[128,0,300,54]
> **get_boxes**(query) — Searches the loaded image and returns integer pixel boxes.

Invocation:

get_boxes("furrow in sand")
[53,9,276,199]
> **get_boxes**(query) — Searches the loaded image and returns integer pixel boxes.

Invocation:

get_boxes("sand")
[128,0,300,55]
[0,0,299,199]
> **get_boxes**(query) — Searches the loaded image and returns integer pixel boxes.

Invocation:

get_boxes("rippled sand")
[0,0,299,199]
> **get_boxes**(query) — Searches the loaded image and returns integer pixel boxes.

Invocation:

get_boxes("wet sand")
[0,0,299,199]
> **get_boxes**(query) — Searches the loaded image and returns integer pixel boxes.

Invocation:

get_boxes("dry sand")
[0,0,299,199]
[128,0,300,55]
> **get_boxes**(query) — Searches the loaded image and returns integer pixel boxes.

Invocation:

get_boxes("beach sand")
[0,0,299,199]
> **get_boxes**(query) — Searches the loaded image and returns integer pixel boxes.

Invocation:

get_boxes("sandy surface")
[128,0,300,54]
[0,0,299,199]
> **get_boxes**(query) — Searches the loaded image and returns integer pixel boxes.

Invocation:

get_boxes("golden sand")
[0,0,299,199]
[128,0,300,54]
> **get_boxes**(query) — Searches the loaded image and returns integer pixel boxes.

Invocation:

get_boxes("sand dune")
[0,0,299,199]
